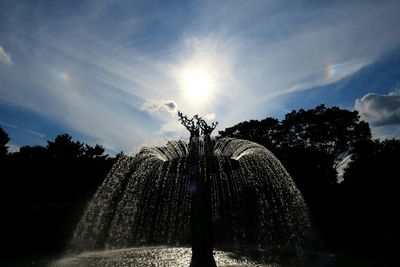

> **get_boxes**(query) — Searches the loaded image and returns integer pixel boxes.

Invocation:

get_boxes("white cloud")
[355,91,400,139]
[355,91,400,126]
[8,143,20,153]
[141,99,178,115]
[0,46,12,64]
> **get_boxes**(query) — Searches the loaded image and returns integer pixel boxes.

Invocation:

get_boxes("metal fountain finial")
[178,111,218,136]
[197,117,218,136]
[178,111,199,136]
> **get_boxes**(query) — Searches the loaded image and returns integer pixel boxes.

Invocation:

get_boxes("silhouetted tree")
[219,118,280,151]
[219,105,372,247]
[47,133,85,159]
[1,133,115,257]
[0,126,10,156]
[19,145,48,158]
[219,105,371,171]
[340,139,400,255]
[279,105,371,170]
[84,144,107,159]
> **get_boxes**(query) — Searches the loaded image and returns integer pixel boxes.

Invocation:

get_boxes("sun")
[181,66,214,103]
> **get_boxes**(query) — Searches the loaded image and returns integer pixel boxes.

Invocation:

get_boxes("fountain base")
[51,246,260,267]
[190,257,217,267]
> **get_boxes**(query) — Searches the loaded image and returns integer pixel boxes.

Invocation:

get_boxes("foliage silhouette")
[219,105,385,251]
[279,105,371,169]
[0,126,10,156]
[340,139,400,252]
[47,133,85,159]
[0,132,116,258]
[219,105,399,264]
[219,105,370,231]
[219,104,371,170]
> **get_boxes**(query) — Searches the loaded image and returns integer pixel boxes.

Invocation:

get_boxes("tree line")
[219,104,399,264]
[0,131,117,257]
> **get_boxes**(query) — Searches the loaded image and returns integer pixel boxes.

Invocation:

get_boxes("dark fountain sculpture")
[178,112,218,266]
[67,112,311,266]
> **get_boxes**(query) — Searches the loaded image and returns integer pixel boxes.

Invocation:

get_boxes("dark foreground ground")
[0,246,392,267]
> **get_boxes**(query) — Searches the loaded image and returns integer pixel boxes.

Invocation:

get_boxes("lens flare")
[325,65,333,80]
[62,71,70,81]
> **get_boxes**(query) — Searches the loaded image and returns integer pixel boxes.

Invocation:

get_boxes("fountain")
[61,112,310,266]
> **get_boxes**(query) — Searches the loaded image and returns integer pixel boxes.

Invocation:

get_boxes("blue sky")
[1,0,400,154]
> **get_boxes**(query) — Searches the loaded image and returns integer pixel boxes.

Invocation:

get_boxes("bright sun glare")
[181,67,214,103]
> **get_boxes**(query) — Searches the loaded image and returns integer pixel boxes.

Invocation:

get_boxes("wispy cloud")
[166,0,400,129]
[1,0,400,150]
[0,46,12,64]
[0,121,46,139]
[0,1,177,151]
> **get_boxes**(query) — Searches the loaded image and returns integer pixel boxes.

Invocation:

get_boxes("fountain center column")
[178,112,217,267]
